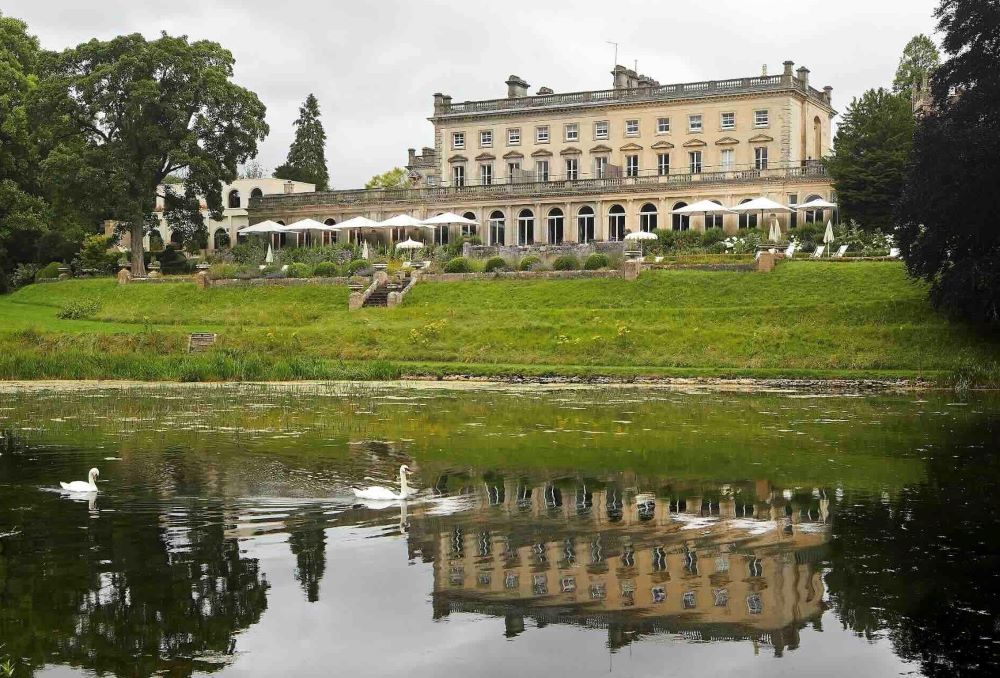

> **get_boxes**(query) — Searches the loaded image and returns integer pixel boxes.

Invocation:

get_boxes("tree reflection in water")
[288,508,328,603]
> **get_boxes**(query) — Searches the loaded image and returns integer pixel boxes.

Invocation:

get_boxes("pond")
[0,383,998,677]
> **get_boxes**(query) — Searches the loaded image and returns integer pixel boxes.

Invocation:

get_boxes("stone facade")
[250,60,836,243]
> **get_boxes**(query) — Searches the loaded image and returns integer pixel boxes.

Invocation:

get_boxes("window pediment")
[475,152,496,161]
[589,144,613,154]
[715,136,740,146]
[559,146,582,156]
[530,149,553,158]
[619,142,643,152]
[683,138,707,148]
[448,154,468,163]
[502,151,524,160]
[650,140,674,150]
[748,133,774,143]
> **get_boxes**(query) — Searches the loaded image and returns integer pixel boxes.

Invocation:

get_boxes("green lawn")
[1,262,997,384]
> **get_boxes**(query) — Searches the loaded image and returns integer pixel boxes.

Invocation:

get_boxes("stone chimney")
[796,66,810,89]
[506,75,529,98]
[612,65,629,89]
[537,86,553,95]
[408,148,416,165]
[433,92,447,115]
[823,85,833,105]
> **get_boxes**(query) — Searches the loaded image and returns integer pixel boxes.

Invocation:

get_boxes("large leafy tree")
[893,34,940,98]
[273,93,329,190]
[826,88,915,230]
[364,167,411,189]
[896,0,1000,324]
[42,32,268,275]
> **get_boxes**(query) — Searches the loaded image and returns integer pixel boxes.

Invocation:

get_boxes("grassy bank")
[1,262,998,385]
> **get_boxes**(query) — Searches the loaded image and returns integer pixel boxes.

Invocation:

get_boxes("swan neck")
[400,470,409,495]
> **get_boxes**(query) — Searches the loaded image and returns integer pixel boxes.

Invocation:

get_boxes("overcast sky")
[6,0,940,189]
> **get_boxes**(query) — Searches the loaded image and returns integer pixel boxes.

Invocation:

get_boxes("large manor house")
[183,59,837,250]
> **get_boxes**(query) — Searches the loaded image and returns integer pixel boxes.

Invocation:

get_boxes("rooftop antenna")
[606,40,618,79]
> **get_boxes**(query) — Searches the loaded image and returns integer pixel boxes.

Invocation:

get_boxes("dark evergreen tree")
[896,0,1000,324]
[273,94,330,190]
[826,88,915,230]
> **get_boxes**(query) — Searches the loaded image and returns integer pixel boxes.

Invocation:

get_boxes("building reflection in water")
[407,477,830,655]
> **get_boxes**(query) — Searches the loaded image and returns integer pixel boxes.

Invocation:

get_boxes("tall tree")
[364,167,411,189]
[893,34,940,97]
[896,0,1000,325]
[826,88,915,230]
[42,32,268,275]
[273,94,329,190]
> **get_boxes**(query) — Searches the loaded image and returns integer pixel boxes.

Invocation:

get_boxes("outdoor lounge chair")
[888,247,901,258]
[812,245,825,258]
[832,245,849,258]
[783,243,797,259]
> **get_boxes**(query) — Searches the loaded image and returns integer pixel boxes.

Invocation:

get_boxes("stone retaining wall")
[209,276,351,287]
[462,241,625,261]
[421,269,623,282]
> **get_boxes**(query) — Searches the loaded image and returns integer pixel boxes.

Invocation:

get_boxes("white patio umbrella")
[286,218,339,247]
[421,212,478,226]
[797,198,838,210]
[361,241,369,260]
[264,243,274,264]
[732,197,792,231]
[768,217,782,242]
[378,214,428,229]
[395,237,425,261]
[823,219,835,255]
[336,216,379,248]
[624,230,658,241]
[238,220,287,235]
[671,199,734,231]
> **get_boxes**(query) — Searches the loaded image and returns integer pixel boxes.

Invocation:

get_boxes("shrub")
[35,262,62,281]
[287,262,313,278]
[552,255,580,271]
[9,264,39,290]
[584,253,611,270]
[519,255,541,271]
[443,257,472,273]
[700,229,727,248]
[209,263,240,279]
[484,256,507,272]
[347,259,370,275]
[231,241,267,265]
[77,234,119,273]
[313,261,340,277]
[56,299,101,320]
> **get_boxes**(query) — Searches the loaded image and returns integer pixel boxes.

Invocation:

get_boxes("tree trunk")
[130,218,147,277]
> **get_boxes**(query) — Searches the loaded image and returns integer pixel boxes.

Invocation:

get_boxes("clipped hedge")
[552,255,581,271]
[444,257,472,273]
[584,253,611,270]
[519,255,541,271]
[484,256,507,273]
[287,262,313,278]
[347,259,370,275]
[35,262,62,281]
[313,261,340,277]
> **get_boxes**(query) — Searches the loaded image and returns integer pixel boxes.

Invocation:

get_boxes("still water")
[0,383,998,677]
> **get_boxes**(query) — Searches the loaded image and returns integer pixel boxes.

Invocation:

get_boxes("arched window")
[148,230,164,252]
[607,204,625,241]
[517,209,534,245]
[672,202,690,231]
[213,228,230,249]
[250,187,263,200]
[639,203,657,232]
[705,200,724,230]
[547,207,564,244]
[577,206,595,242]
[323,218,337,245]
[462,211,478,238]
[738,199,757,229]
[227,189,241,209]
[804,193,824,224]
[488,210,505,245]
[323,218,337,225]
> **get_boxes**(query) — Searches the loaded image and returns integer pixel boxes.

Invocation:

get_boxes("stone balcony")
[252,164,829,210]
[434,74,832,119]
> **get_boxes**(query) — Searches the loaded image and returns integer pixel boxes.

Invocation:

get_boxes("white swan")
[353,465,413,500]
[60,467,99,493]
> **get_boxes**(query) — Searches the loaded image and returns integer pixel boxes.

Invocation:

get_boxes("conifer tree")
[274,94,330,190]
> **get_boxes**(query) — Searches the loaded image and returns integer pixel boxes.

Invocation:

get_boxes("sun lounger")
[832,245,848,258]
[888,247,900,258]
[783,243,797,259]
[812,245,825,258]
